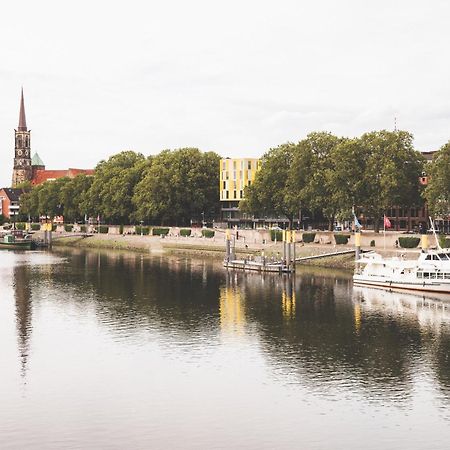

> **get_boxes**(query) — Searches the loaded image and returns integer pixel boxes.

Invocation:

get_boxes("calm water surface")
[1,249,449,449]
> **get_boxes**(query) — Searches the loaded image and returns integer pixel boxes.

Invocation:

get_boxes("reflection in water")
[219,273,246,335]
[13,265,32,379]
[2,249,450,449]
[354,285,450,394]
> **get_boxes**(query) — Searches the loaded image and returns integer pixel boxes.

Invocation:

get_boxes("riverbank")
[49,233,420,270]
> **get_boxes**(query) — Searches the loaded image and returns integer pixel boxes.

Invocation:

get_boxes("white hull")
[353,276,450,294]
[353,249,450,295]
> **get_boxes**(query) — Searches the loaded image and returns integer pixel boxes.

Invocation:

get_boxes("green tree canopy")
[241,143,297,221]
[132,148,220,225]
[424,141,450,216]
[83,151,147,223]
[358,130,424,231]
[286,132,344,230]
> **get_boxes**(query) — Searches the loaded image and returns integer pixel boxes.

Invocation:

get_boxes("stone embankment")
[49,228,434,270]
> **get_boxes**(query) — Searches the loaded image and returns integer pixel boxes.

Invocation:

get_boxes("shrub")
[136,226,150,235]
[202,229,215,238]
[64,224,73,232]
[31,223,41,231]
[0,214,5,225]
[119,224,124,235]
[302,232,316,243]
[270,230,283,242]
[398,236,420,248]
[98,225,109,234]
[16,222,26,230]
[370,240,376,247]
[334,234,350,245]
[438,235,450,248]
[80,225,87,233]
[180,229,191,237]
[152,227,169,236]
[52,224,57,232]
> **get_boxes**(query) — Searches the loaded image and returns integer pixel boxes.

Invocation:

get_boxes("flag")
[354,214,361,229]
[384,215,392,229]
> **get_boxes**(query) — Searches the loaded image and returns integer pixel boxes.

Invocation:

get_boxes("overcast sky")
[1,0,450,186]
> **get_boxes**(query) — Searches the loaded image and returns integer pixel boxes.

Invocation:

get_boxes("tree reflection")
[45,249,450,402]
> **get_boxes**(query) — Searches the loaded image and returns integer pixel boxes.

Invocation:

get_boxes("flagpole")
[383,215,386,250]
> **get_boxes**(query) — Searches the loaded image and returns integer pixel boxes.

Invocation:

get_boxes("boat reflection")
[353,285,450,330]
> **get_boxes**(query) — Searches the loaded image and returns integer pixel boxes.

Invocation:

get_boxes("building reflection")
[219,272,246,335]
[13,265,33,379]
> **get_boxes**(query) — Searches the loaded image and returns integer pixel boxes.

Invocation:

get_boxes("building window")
[225,171,229,180]
[233,191,237,199]
[240,190,243,198]
[222,161,226,170]
[248,161,252,169]
[223,181,226,189]
[248,180,251,186]
[233,171,236,180]
[226,191,229,199]
[233,161,237,170]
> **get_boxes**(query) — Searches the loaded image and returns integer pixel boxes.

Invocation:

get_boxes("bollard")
[355,232,361,260]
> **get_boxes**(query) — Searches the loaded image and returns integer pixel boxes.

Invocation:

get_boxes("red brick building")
[0,188,22,220]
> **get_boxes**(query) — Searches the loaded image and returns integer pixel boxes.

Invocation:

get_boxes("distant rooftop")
[31,152,45,167]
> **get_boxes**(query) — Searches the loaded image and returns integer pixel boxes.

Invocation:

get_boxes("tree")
[358,130,424,232]
[83,151,147,223]
[286,132,344,230]
[59,175,93,222]
[327,138,368,223]
[424,141,450,216]
[132,148,220,225]
[241,143,297,223]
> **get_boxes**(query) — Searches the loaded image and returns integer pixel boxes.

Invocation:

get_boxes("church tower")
[12,88,32,187]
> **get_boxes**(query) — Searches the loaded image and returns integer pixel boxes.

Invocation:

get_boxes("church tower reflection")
[13,265,33,378]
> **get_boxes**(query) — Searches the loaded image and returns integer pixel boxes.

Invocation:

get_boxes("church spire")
[18,87,27,131]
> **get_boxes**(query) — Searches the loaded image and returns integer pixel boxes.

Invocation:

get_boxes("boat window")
[438,253,450,260]
[425,255,432,260]
[424,272,430,279]
[445,273,450,279]
[432,255,440,261]
[417,272,423,278]
[437,273,444,279]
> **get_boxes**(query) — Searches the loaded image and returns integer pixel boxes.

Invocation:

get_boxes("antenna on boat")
[429,217,442,251]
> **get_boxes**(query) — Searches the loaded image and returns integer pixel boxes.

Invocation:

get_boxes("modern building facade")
[219,158,260,225]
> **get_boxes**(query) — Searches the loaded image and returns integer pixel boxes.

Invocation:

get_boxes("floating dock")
[223,229,296,273]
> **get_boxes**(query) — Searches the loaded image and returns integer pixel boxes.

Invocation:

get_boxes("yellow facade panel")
[219,158,260,202]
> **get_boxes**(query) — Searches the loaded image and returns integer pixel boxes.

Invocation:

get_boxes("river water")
[0,248,449,449]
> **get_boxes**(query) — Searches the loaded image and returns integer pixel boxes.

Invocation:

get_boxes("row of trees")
[241,130,427,232]
[20,148,220,226]
[17,130,450,229]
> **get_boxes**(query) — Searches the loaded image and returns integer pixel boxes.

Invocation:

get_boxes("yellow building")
[219,158,261,224]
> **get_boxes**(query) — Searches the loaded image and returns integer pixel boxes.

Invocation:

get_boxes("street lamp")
[140,220,144,236]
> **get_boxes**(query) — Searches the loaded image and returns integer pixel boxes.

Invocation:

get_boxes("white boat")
[353,249,450,294]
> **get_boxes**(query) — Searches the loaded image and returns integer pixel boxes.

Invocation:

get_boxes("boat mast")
[429,217,443,251]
